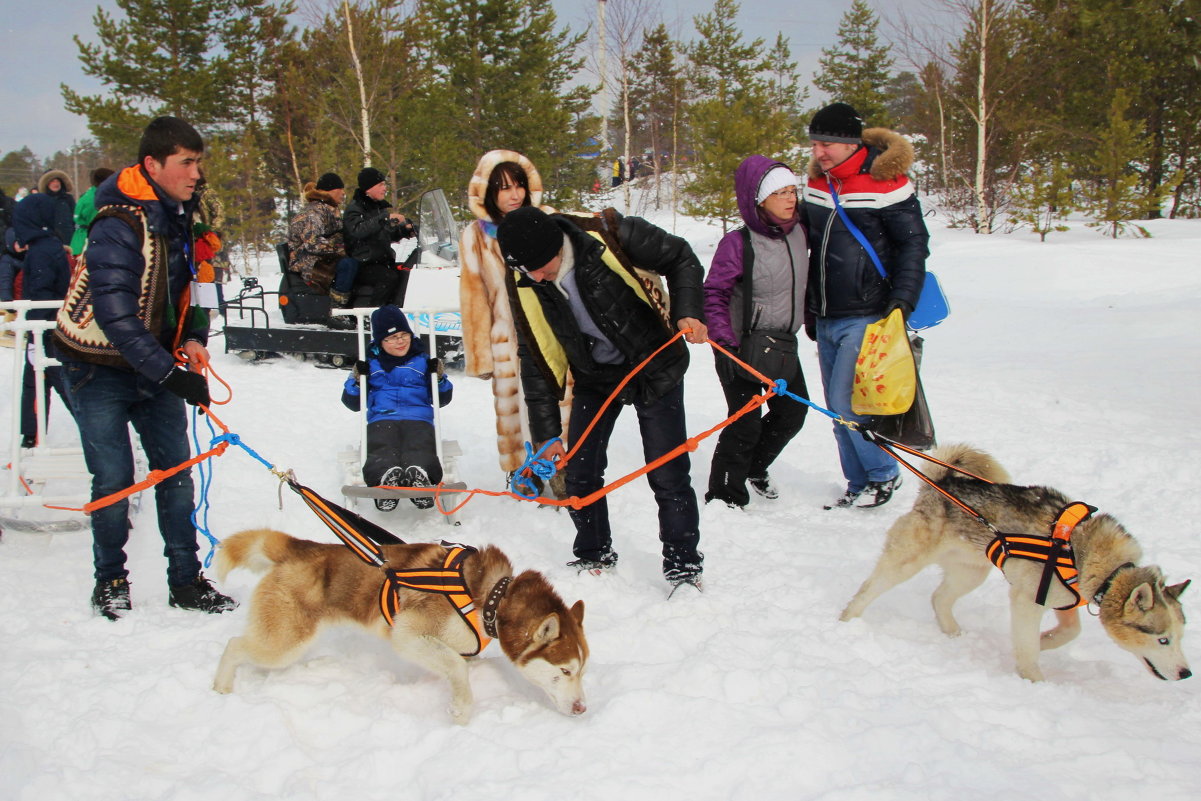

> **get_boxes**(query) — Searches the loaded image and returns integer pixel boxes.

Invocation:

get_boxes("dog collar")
[481,576,512,639]
[1092,562,1136,608]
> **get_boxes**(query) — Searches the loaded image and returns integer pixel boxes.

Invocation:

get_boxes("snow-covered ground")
[2,197,1199,800]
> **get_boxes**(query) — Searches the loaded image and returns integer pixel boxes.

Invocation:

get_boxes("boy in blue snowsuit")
[342,305,453,510]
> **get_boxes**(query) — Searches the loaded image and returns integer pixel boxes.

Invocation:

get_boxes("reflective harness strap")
[378,546,492,656]
[986,501,1097,609]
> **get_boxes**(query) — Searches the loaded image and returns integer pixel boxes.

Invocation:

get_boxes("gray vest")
[730,224,808,337]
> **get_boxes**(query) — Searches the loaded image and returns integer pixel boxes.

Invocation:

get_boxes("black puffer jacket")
[518,213,704,441]
[343,189,415,265]
[803,128,929,319]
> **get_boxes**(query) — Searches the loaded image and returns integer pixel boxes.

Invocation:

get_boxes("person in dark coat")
[703,156,810,508]
[343,167,416,308]
[12,193,76,447]
[0,228,24,303]
[37,169,76,246]
[0,186,15,244]
[497,206,708,594]
[342,305,452,511]
[802,102,930,510]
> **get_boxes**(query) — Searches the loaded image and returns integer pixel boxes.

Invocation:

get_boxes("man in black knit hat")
[343,167,417,307]
[803,102,930,510]
[497,205,708,595]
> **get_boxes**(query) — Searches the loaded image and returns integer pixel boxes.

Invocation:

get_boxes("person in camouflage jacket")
[287,173,355,301]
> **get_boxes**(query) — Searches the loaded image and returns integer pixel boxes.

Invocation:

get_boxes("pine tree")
[61,0,295,155]
[683,0,797,230]
[417,0,594,207]
[627,23,687,208]
[687,0,768,104]
[813,0,895,128]
[1007,158,1076,241]
[1081,90,1176,238]
[0,148,42,195]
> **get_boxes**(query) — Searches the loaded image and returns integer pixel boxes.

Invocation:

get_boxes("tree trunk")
[974,1,990,234]
[344,1,372,167]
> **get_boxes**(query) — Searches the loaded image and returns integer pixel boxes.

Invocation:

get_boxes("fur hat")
[316,172,344,191]
[91,167,115,188]
[496,206,563,273]
[755,166,798,204]
[809,102,864,144]
[370,304,413,344]
[357,167,386,192]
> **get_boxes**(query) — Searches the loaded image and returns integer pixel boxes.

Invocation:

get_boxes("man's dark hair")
[484,161,532,223]
[138,116,204,165]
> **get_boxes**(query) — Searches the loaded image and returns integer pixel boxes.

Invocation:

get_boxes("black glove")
[804,321,817,342]
[884,300,913,321]
[714,351,739,385]
[429,357,445,378]
[162,368,210,407]
[353,360,370,379]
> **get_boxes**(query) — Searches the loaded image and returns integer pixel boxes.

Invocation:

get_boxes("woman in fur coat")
[458,150,570,493]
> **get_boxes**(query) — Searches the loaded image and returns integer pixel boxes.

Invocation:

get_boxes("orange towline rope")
[415,332,777,516]
[46,349,237,515]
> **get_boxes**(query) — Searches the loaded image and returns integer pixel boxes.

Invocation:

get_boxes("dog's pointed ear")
[533,613,560,645]
[570,600,585,625]
[1166,579,1191,601]
[1126,582,1156,614]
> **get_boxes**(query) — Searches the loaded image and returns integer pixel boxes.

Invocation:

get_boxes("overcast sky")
[0,0,947,162]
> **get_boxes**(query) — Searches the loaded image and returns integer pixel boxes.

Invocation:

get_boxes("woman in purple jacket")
[703,156,810,508]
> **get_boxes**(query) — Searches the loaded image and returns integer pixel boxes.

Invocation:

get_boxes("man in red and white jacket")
[802,102,930,510]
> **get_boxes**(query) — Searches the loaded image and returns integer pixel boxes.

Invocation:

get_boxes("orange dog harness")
[379,545,508,656]
[986,501,1096,609]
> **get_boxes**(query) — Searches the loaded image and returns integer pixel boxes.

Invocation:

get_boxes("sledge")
[336,195,466,525]
[216,189,464,367]
[337,308,465,526]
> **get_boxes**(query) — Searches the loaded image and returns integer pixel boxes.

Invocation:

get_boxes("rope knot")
[511,439,562,500]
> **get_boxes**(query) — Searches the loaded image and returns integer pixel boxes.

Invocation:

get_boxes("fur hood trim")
[302,182,341,207]
[468,150,544,223]
[807,128,914,182]
[38,169,74,195]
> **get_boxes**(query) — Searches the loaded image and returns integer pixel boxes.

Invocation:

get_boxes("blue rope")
[768,377,859,429]
[189,408,222,569]
[187,416,281,570]
[209,431,276,472]
[510,438,562,500]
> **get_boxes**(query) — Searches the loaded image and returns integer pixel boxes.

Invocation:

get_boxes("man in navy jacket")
[56,116,236,620]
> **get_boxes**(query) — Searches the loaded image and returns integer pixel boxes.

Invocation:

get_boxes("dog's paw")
[1017,666,1045,682]
[449,701,472,725]
[212,678,233,694]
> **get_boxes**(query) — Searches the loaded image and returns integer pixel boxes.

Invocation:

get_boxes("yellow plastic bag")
[852,309,916,415]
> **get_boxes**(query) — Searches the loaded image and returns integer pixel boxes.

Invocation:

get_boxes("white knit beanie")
[755,166,798,204]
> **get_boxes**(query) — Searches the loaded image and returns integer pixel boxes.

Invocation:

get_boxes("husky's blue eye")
[1158,637,1171,646]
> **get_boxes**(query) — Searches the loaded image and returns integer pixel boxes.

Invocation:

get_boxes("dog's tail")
[922,443,1012,485]
[216,528,302,581]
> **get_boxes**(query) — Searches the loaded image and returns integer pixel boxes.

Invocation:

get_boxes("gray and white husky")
[840,444,1191,682]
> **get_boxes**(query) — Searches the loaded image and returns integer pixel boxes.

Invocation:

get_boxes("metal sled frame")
[1,300,90,530]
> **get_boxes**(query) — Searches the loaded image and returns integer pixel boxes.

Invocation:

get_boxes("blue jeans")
[816,315,900,492]
[61,360,201,585]
[332,257,359,294]
[565,380,701,571]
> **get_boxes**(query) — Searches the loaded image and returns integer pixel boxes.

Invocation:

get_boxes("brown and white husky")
[212,528,588,723]
[840,445,1191,683]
